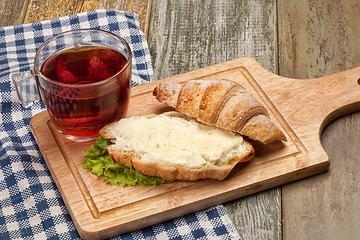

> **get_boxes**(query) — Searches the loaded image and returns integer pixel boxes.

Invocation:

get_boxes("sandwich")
[99,111,255,181]
[84,79,285,183]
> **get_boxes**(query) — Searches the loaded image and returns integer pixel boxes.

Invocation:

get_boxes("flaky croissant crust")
[153,79,286,144]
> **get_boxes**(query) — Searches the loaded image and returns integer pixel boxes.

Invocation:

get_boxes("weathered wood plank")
[23,0,151,34]
[278,0,360,78]
[279,0,360,239]
[0,0,28,27]
[282,113,360,240]
[149,0,279,80]
[148,1,281,239]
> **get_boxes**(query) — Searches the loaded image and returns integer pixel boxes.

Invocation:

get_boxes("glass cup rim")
[33,28,132,88]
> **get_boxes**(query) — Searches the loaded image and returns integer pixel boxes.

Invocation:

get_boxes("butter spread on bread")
[153,79,286,144]
[99,112,254,181]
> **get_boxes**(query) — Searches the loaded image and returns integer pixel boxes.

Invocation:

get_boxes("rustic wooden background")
[1,0,359,239]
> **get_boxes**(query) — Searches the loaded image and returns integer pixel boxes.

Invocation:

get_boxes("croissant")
[153,79,286,144]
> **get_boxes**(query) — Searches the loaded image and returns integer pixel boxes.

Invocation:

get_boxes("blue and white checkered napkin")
[0,9,241,240]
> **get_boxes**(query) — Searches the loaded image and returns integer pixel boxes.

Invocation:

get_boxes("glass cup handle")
[11,70,41,108]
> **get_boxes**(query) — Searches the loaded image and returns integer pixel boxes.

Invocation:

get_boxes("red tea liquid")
[39,45,131,138]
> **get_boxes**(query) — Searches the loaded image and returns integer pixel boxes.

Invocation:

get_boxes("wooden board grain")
[30,57,360,239]
[147,1,281,238]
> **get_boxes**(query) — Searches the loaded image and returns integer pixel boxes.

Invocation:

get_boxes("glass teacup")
[12,29,132,142]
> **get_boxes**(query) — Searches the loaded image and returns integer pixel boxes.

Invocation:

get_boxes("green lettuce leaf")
[83,136,170,186]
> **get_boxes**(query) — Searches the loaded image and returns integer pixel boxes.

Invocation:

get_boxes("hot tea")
[41,45,128,84]
[39,45,131,138]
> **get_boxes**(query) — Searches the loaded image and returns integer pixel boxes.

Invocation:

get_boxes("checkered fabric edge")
[0,9,241,240]
[0,9,153,86]
[116,205,241,240]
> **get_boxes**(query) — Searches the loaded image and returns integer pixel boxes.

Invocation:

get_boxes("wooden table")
[2,0,359,239]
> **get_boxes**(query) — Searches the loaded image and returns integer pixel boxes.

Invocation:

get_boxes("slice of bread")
[99,111,254,181]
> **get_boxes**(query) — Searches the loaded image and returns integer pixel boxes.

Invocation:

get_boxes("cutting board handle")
[310,67,360,130]
[243,57,360,138]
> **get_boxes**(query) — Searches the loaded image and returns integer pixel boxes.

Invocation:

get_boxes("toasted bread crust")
[107,140,254,181]
[100,111,255,181]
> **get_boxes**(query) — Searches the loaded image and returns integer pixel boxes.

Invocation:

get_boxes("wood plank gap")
[23,0,34,23]
[144,0,153,38]
[19,0,31,25]
[275,0,280,75]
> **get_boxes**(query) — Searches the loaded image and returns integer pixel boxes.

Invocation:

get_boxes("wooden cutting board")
[30,56,360,239]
